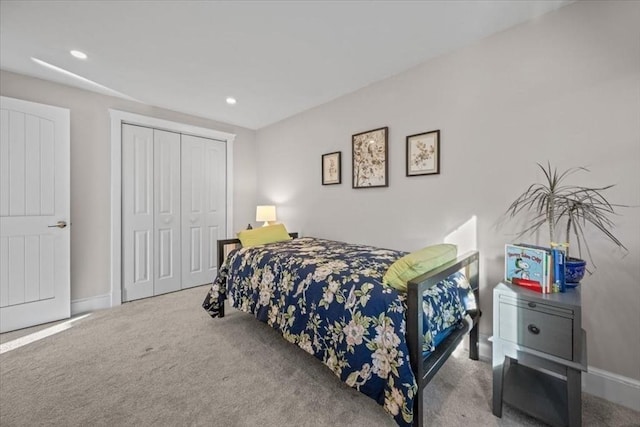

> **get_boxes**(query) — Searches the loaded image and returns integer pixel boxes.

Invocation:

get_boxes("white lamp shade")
[256,205,276,226]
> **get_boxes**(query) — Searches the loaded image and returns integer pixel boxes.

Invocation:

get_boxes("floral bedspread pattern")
[202,237,470,426]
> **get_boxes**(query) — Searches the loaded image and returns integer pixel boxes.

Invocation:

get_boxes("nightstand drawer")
[498,299,573,360]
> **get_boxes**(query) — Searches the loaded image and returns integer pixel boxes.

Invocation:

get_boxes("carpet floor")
[1,285,638,427]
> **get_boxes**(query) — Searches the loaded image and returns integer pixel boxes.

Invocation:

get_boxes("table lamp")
[256,205,276,227]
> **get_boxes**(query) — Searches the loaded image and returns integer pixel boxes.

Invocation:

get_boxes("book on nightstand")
[505,244,547,289]
[549,242,567,292]
[505,243,568,293]
[511,277,543,293]
[505,243,562,293]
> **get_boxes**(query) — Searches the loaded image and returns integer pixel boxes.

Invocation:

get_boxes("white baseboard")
[584,366,640,412]
[70,294,112,316]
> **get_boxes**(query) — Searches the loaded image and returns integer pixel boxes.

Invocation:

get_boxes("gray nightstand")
[492,282,587,427]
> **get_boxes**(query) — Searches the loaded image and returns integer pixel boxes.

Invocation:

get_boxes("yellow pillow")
[383,244,457,292]
[237,224,292,248]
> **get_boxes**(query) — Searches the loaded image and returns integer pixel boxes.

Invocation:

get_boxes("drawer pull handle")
[528,324,540,335]
[528,302,537,308]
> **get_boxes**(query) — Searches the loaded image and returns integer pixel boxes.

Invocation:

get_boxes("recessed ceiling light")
[70,50,87,59]
[226,97,237,105]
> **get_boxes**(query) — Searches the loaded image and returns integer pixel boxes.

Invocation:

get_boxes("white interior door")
[0,96,70,333]
[181,134,226,289]
[122,124,154,302]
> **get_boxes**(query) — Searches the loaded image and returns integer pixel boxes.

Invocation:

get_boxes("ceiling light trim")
[31,57,137,101]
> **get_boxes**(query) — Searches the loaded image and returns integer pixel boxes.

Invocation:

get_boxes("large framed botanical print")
[352,127,388,188]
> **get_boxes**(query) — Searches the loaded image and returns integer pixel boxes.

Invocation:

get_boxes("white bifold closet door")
[122,124,225,302]
[181,134,226,289]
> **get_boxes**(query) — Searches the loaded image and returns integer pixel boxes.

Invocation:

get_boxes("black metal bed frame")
[215,236,480,427]
[406,250,480,427]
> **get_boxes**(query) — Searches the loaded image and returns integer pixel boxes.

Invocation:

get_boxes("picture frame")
[321,151,342,185]
[352,127,388,188]
[406,130,440,176]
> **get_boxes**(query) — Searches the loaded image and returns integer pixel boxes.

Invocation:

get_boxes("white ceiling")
[1,0,572,130]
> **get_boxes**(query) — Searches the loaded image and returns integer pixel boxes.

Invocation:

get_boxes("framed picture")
[406,130,440,176]
[321,151,342,185]
[352,127,388,188]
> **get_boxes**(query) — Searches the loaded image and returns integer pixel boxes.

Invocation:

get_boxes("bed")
[202,235,480,427]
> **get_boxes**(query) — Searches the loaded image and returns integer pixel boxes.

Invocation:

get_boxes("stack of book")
[504,243,567,293]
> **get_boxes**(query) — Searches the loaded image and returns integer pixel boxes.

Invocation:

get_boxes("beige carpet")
[1,285,638,427]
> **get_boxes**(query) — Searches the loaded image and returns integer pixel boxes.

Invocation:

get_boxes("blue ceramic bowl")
[565,258,586,284]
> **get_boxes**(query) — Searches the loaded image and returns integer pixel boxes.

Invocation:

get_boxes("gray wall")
[255,1,640,380]
[0,70,258,301]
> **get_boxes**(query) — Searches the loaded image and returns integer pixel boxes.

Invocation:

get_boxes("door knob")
[48,221,67,229]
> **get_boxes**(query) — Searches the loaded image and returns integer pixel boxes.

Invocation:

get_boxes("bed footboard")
[406,251,480,427]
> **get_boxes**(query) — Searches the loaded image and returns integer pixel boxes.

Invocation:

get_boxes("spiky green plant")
[503,162,628,269]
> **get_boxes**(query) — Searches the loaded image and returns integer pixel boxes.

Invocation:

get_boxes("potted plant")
[502,162,628,283]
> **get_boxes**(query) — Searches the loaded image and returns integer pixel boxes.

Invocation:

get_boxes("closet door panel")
[204,140,226,273]
[181,134,225,288]
[122,124,154,301]
[181,137,205,288]
[153,129,181,295]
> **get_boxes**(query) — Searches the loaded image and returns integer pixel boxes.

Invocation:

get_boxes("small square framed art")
[322,151,342,185]
[406,130,440,176]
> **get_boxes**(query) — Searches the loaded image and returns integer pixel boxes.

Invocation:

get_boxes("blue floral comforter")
[202,237,472,426]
